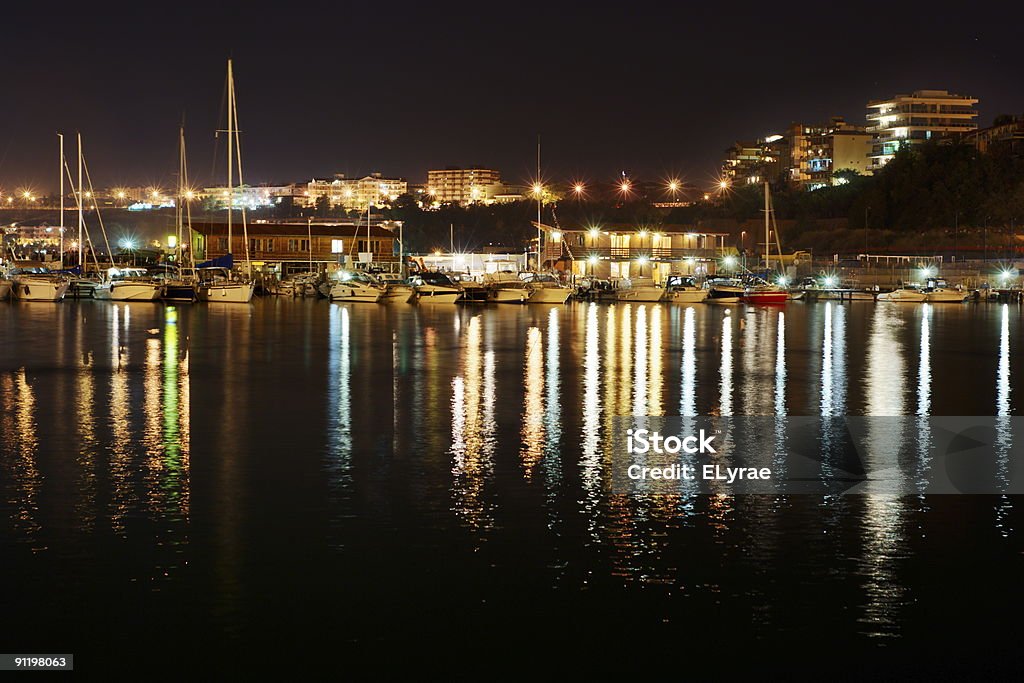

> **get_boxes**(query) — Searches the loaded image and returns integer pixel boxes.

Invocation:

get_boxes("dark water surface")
[1,299,1022,676]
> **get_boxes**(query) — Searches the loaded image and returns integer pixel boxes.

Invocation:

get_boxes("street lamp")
[573,182,585,199]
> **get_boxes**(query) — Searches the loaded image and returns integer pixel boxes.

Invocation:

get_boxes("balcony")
[555,245,721,261]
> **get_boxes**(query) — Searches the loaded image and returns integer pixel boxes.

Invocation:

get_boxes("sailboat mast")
[226,59,234,263]
[58,133,64,270]
[536,135,541,272]
[77,133,83,269]
[177,126,184,265]
[763,181,770,272]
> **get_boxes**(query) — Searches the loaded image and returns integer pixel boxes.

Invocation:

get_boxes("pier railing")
[547,245,721,261]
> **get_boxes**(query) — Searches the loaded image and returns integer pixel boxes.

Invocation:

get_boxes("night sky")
[1,3,1021,193]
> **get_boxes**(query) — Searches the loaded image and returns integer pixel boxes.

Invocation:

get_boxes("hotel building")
[426,168,503,204]
[306,174,408,211]
[866,90,978,170]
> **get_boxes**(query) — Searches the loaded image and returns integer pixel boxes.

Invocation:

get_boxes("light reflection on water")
[0,299,1020,652]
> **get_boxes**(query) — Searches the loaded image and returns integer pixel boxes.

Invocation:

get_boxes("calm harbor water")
[1,299,1022,675]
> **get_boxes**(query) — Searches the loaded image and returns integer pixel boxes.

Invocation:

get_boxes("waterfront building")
[866,89,979,170]
[782,117,873,190]
[306,174,407,211]
[426,167,503,204]
[536,222,728,282]
[191,220,398,276]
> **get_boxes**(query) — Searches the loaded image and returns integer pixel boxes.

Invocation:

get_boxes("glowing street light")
[588,255,599,265]
[532,183,543,197]
[588,227,600,239]
[573,182,585,198]
[619,180,631,195]
[551,231,561,242]
[718,179,730,191]
[723,255,737,269]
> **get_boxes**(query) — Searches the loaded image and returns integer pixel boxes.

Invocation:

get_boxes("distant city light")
[718,179,730,190]
[573,182,585,196]
[119,237,138,251]
[668,180,680,193]
[619,181,631,194]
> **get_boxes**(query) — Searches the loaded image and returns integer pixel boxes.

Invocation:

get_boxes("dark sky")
[1,3,1021,194]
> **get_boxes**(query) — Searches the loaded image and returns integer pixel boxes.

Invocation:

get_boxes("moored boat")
[878,286,927,302]
[329,271,384,303]
[615,276,664,302]
[411,271,463,303]
[11,270,69,302]
[518,272,573,304]
[664,275,709,304]
[484,271,532,303]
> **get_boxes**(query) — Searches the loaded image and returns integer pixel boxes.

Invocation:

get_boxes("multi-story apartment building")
[866,89,979,170]
[306,173,407,211]
[721,136,783,186]
[960,115,1024,154]
[426,168,503,204]
[783,117,873,190]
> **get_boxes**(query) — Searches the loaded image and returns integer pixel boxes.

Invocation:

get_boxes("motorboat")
[664,275,709,304]
[196,267,255,304]
[484,271,532,303]
[10,269,69,301]
[520,272,573,304]
[704,277,746,304]
[615,276,664,302]
[742,281,788,305]
[924,278,970,303]
[370,273,416,304]
[877,285,927,302]
[329,271,384,303]
[412,271,464,303]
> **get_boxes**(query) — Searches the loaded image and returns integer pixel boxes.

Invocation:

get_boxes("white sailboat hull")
[12,277,68,302]
[198,282,255,303]
[111,283,163,301]
[617,286,664,302]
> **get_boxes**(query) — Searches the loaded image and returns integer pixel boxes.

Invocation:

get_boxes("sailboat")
[163,126,199,302]
[741,182,788,305]
[197,59,255,304]
[12,134,71,302]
